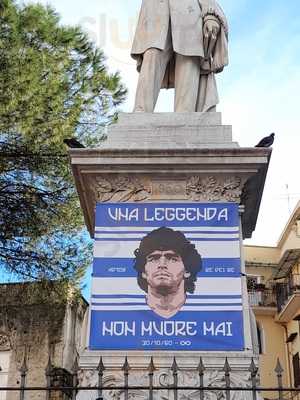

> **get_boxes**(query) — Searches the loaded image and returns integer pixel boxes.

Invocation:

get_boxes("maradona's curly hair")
[133,227,202,293]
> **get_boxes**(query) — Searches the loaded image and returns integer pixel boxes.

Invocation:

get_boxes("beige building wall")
[246,265,276,284]
[245,246,279,265]
[245,201,300,393]
[255,314,289,390]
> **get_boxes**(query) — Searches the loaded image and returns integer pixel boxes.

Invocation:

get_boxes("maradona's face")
[142,250,185,293]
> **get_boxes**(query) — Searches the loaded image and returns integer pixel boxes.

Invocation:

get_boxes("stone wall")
[0,282,88,400]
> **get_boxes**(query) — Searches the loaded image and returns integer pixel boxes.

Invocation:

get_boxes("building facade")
[245,201,300,392]
[0,282,88,400]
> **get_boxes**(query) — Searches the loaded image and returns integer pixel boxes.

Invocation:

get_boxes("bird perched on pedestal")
[255,133,275,148]
[63,138,85,148]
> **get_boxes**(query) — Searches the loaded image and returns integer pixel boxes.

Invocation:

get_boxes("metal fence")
[1,356,300,400]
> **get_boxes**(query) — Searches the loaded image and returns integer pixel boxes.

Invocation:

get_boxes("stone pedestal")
[102,112,239,149]
[70,113,271,239]
[69,113,271,399]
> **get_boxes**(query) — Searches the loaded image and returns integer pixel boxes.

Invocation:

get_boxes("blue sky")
[47,0,300,245]
[8,0,300,295]
[19,0,300,242]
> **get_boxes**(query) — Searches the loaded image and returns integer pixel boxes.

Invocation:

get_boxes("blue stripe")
[94,237,239,242]
[91,302,146,306]
[92,294,145,299]
[91,302,243,307]
[95,230,239,235]
[92,257,241,278]
[187,294,242,299]
[91,294,242,299]
[96,203,239,227]
[89,309,244,351]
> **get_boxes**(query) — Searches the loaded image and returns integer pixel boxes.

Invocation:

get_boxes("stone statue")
[131,0,228,113]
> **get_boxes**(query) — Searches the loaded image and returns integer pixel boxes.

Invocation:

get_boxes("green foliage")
[0,280,85,307]
[0,0,127,284]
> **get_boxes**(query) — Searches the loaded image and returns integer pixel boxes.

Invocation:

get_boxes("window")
[256,321,265,355]
[248,276,265,306]
[247,275,264,290]
[293,353,300,388]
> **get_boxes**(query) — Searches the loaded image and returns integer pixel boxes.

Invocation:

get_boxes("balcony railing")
[276,274,300,312]
[248,288,277,307]
[248,275,300,312]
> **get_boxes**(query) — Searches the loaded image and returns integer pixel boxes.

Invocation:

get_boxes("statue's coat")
[131,0,229,111]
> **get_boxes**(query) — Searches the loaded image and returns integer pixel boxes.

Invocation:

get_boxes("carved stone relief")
[0,333,11,350]
[93,176,151,203]
[186,176,243,202]
[91,175,245,204]
[76,368,259,400]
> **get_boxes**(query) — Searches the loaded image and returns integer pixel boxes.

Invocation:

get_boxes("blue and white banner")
[89,203,244,351]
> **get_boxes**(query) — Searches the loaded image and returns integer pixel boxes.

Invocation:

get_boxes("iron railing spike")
[122,356,130,373]
[171,357,179,373]
[45,354,53,400]
[275,358,284,375]
[275,358,284,400]
[249,358,258,400]
[97,356,105,374]
[171,357,178,400]
[148,357,155,374]
[148,357,155,400]
[72,357,79,374]
[72,357,79,400]
[97,356,105,399]
[45,355,53,376]
[198,357,205,400]
[223,357,231,373]
[197,357,205,374]
[122,357,130,400]
[223,358,231,400]
[249,358,258,376]
[19,352,28,375]
[19,351,28,400]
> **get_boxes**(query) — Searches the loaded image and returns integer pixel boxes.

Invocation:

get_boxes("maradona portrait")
[134,227,202,318]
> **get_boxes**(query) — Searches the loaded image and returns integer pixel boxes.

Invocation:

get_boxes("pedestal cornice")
[69,146,271,239]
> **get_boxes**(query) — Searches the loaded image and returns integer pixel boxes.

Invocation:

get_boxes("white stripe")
[91,277,242,297]
[93,240,240,259]
[186,298,241,304]
[92,297,145,304]
[91,305,243,311]
[182,305,242,311]
[95,233,239,239]
[95,226,239,232]
[91,305,150,310]
[91,297,241,304]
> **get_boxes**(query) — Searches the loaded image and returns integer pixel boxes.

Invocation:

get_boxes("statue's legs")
[134,50,201,112]
[134,46,172,112]
[174,54,201,112]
